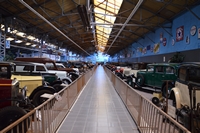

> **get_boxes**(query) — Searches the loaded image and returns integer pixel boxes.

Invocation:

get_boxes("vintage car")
[15,57,79,82]
[55,63,79,81]
[0,62,56,107]
[13,61,68,91]
[134,63,179,97]
[170,63,200,108]
[123,62,148,87]
[0,62,33,131]
[168,63,200,131]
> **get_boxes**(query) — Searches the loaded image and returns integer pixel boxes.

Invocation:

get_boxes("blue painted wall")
[110,4,200,62]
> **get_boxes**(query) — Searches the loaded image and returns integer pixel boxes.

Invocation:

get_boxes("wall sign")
[190,25,196,36]
[176,26,184,41]
[186,35,190,44]
[163,38,167,46]
[172,38,175,46]
[198,28,200,39]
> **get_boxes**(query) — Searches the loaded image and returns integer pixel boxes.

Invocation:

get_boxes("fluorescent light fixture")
[25,42,31,45]
[15,40,23,43]
[27,35,36,40]
[31,44,36,47]
[16,32,26,37]
[6,37,14,41]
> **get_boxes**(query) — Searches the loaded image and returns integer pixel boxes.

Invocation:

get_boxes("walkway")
[57,65,139,133]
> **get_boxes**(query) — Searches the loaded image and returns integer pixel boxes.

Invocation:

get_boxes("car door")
[144,65,155,86]
[154,65,165,88]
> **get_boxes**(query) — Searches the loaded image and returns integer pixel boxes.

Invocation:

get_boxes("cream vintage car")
[170,63,200,109]
[9,62,56,107]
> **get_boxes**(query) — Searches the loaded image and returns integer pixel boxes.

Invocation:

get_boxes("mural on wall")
[176,26,184,41]
[153,43,160,53]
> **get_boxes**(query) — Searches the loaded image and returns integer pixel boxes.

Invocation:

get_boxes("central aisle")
[57,65,139,133]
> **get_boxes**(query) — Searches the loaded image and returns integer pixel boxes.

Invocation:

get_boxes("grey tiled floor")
[57,66,139,133]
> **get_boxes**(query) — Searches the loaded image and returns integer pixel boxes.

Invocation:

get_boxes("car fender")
[29,85,55,100]
[62,77,72,83]
[50,80,62,86]
[170,87,182,109]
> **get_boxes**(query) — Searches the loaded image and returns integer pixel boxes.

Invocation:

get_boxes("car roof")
[0,61,15,66]
[15,57,55,63]
[13,61,46,66]
[179,62,200,67]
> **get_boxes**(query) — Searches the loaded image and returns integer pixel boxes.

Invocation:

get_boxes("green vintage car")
[135,63,179,97]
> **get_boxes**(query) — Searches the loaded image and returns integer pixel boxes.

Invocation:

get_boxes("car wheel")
[162,83,174,98]
[32,89,53,107]
[136,75,144,87]
[126,77,132,86]
[62,79,71,85]
[53,84,64,92]
[0,106,30,132]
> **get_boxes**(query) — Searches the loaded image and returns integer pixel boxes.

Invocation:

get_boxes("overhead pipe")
[106,0,144,54]
[19,0,90,56]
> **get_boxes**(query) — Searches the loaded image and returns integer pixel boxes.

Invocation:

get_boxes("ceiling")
[0,0,199,57]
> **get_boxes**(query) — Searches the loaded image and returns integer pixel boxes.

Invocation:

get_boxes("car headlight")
[17,86,27,100]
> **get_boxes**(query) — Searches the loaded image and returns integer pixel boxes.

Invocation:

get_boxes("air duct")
[77,5,90,29]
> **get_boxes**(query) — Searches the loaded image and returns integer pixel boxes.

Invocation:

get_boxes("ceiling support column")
[0,31,5,61]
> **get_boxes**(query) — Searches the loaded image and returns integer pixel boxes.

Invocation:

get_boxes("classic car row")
[106,62,200,132]
[0,58,94,131]
[106,62,178,97]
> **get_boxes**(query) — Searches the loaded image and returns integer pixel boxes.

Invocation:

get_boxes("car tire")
[32,89,53,107]
[0,106,30,132]
[162,83,174,98]
[62,79,71,85]
[53,84,64,92]
[136,75,144,87]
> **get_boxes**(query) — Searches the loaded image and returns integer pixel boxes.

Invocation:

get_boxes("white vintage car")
[14,61,72,84]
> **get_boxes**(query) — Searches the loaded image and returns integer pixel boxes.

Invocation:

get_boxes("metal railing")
[104,67,191,133]
[1,67,96,133]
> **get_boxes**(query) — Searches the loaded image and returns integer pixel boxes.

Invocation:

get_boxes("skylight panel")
[94,0,123,52]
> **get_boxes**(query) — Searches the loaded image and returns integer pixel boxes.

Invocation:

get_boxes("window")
[147,66,154,72]
[166,67,175,74]
[23,66,34,71]
[188,67,200,83]
[36,66,46,71]
[45,63,55,70]
[155,66,164,73]
[179,68,187,81]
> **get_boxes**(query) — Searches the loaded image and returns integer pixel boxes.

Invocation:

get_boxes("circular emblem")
[163,38,167,46]
[190,25,196,36]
